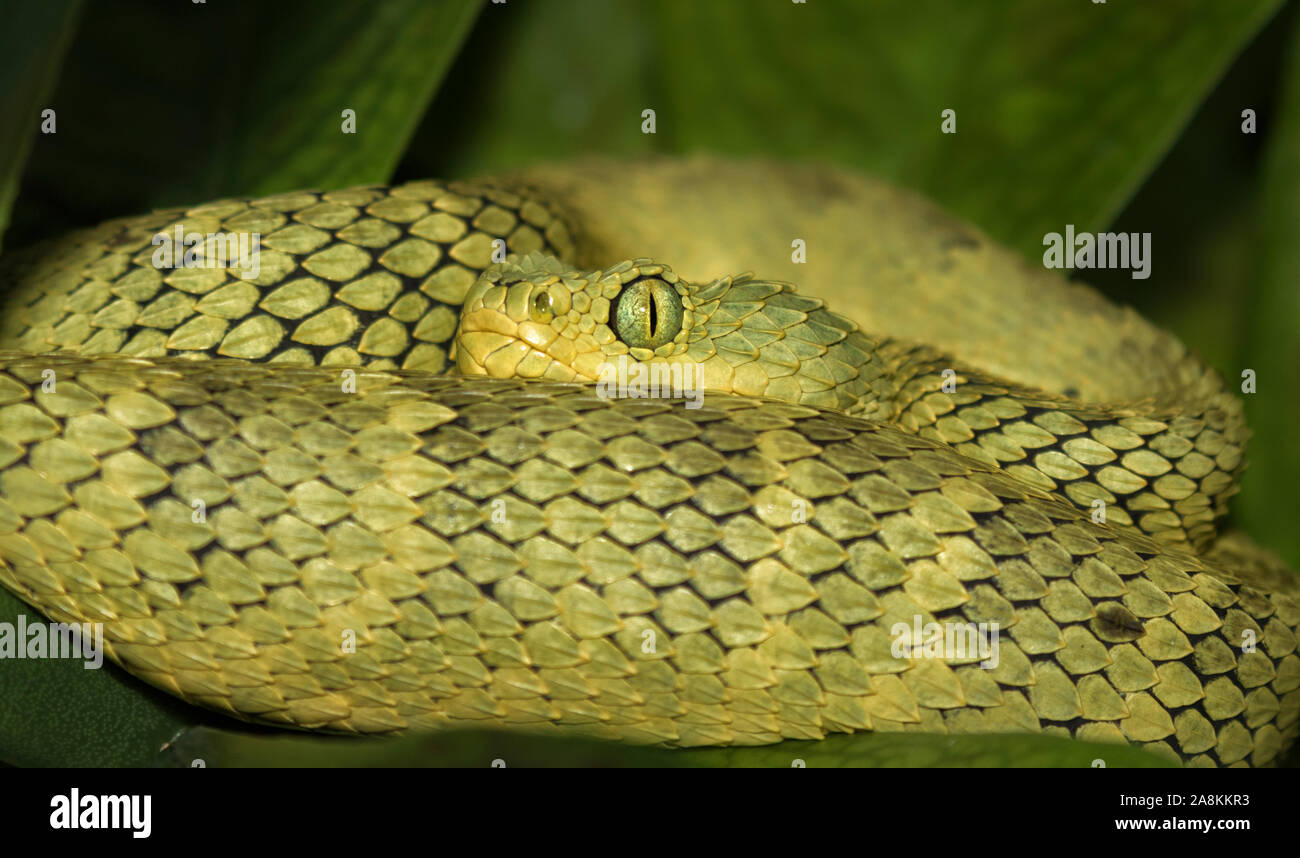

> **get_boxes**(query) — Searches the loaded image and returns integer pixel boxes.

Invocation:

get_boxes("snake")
[0,157,1295,767]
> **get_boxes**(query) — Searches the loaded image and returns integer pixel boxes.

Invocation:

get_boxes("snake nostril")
[532,289,554,322]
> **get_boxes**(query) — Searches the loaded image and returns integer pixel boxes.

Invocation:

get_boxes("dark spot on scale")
[1091,602,1146,644]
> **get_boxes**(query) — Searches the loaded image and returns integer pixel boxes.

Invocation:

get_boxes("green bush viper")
[0,157,1295,767]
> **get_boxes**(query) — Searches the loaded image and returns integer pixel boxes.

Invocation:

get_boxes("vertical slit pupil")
[649,293,657,338]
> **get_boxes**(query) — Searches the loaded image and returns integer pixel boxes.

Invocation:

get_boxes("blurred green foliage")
[0,0,1294,767]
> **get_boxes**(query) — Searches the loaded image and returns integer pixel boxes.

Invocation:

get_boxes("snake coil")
[0,159,1295,766]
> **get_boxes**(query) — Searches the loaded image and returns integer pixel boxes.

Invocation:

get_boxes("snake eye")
[531,289,554,323]
[610,278,682,349]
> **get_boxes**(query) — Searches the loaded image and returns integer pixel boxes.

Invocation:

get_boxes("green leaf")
[683,731,1175,769]
[0,0,81,253]
[652,0,1282,260]
[403,0,659,178]
[408,0,1280,261]
[219,0,483,197]
[1235,7,1300,576]
[5,0,481,248]
[0,587,200,767]
[160,726,690,769]
[158,724,1173,768]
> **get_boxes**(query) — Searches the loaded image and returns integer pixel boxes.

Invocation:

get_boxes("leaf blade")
[0,0,82,253]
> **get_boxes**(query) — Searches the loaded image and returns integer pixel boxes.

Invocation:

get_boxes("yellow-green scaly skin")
[0,163,1295,766]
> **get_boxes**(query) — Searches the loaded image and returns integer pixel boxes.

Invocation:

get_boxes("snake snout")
[456,264,582,380]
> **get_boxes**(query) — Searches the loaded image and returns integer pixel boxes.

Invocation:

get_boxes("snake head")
[456,252,877,412]
[456,253,701,382]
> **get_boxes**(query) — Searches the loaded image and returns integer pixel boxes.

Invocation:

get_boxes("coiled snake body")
[0,158,1296,766]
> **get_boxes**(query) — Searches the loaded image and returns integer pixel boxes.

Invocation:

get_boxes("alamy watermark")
[595,354,703,409]
[50,789,150,838]
[891,616,1000,669]
[1042,225,1151,280]
[152,224,261,280]
[0,616,103,668]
